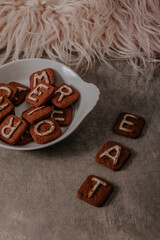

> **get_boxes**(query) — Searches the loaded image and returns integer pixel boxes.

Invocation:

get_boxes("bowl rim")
[0,58,100,151]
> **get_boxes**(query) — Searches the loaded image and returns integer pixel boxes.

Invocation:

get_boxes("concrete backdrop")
[0,60,159,240]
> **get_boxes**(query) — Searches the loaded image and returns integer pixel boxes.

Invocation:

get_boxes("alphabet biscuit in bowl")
[0,58,100,150]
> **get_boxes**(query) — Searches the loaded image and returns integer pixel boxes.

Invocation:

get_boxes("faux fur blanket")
[0,0,160,74]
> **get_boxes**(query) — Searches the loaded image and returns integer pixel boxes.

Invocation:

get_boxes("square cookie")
[0,83,18,102]
[22,105,52,124]
[16,130,33,146]
[51,83,80,108]
[10,82,30,106]
[0,96,14,122]
[30,68,55,89]
[77,175,113,207]
[30,118,62,144]
[25,83,55,107]
[50,106,72,126]
[0,115,28,145]
[113,112,145,138]
[96,141,131,171]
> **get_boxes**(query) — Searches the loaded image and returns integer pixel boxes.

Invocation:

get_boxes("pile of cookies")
[77,113,145,207]
[0,67,145,208]
[0,68,80,145]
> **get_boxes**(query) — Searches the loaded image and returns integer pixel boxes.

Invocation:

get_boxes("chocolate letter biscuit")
[30,68,55,89]
[0,115,28,145]
[96,141,131,171]
[30,118,62,144]
[113,112,145,138]
[0,83,18,102]
[25,83,55,107]
[10,82,30,106]
[77,175,113,207]
[22,105,52,124]
[51,83,80,108]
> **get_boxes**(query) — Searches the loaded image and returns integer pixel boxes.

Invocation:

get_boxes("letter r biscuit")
[0,115,28,145]
[51,83,80,108]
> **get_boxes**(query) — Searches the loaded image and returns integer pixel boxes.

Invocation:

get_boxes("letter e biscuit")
[25,83,55,107]
[113,112,145,138]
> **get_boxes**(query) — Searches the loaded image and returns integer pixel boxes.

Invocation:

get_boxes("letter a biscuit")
[96,141,131,171]
[30,118,62,144]
[50,106,72,126]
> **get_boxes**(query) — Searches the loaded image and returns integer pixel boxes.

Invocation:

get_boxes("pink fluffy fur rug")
[0,0,160,74]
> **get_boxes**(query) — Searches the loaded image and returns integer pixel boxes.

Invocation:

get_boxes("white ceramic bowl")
[0,58,100,150]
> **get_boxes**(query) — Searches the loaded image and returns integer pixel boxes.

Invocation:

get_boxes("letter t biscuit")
[77,175,113,207]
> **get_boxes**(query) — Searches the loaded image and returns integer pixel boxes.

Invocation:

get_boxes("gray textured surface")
[0,61,159,240]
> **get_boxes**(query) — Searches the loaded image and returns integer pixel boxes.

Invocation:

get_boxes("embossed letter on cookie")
[25,83,55,107]
[0,115,28,145]
[30,68,55,89]
[96,141,131,171]
[51,83,80,108]
[30,118,62,144]
[0,96,14,122]
[113,112,145,138]
[10,82,30,106]
[22,105,52,124]
[77,175,113,207]
[50,106,72,126]
[0,83,18,102]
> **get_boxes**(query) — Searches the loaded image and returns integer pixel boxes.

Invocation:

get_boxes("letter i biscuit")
[77,175,113,207]
[10,82,30,106]
[113,112,145,138]
[51,83,80,108]
[0,115,28,145]
[96,141,131,171]
[22,105,52,124]
[30,68,55,89]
